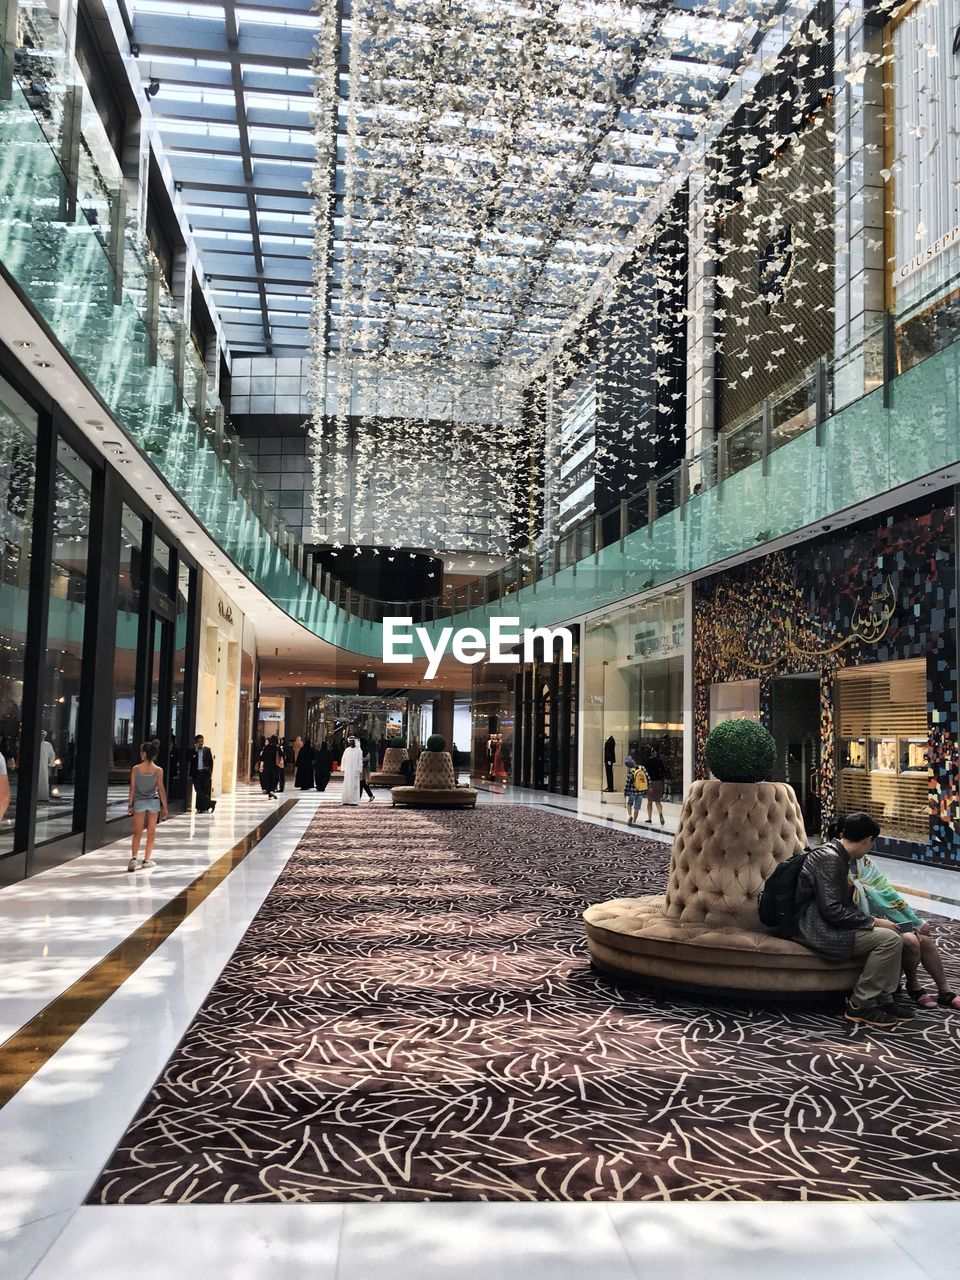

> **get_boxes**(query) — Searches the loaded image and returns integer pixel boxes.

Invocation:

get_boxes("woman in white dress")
[339,736,363,806]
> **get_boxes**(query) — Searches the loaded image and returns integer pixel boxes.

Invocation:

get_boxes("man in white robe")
[339,737,363,806]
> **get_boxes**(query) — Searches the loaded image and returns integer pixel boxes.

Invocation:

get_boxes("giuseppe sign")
[383,617,574,680]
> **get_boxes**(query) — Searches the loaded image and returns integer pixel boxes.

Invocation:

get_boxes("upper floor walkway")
[2,9,959,659]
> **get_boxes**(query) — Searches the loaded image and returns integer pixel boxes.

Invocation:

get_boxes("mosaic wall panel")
[694,498,958,866]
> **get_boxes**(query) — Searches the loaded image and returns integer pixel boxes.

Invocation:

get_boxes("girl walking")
[127,741,168,871]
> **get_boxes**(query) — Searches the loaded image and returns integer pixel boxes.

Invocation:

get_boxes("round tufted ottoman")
[584,780,862,997]
[391,750,478,808]
[371,746,409,787]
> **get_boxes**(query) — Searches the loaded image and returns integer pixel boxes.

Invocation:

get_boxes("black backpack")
[758,852,809,938]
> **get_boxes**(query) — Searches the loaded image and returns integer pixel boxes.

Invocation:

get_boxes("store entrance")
[770,674,821,834]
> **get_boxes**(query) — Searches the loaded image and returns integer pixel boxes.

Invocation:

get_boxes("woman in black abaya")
[313,740,332,792]
[294,737,315,789]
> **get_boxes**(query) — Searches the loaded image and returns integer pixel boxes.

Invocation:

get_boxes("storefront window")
[836,659,928,844]
[169,560,191,791]
[584,590,684,801]
[38,439,92,845]
[107,505,143,820]
[152,536,172,596]
[0,379,38,857]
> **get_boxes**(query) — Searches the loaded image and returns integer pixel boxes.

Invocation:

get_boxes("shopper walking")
[603,735,616,792]
[340,736,363,806]
[294,737,315,789]
[623,753,647,826]
[189,734,216,814]
[643,747,667,825]
[313,740,332,792]
[258,734,282,799]
[127,741,168,871]
[360,740,375,802]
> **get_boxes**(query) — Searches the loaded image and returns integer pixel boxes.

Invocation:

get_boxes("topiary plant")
[705,719,776,783]
[426,733,446,752]
[388,734,403,747]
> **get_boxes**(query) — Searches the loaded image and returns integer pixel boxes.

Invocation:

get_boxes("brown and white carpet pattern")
[91,805,960,1203]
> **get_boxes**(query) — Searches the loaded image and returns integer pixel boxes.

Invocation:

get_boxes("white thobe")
[340,745,362,805]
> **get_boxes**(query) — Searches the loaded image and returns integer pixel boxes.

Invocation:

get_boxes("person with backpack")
[643,746,667,826]
[842,822,960,1011]
[623,753,648,826]
[786,812,912,1029]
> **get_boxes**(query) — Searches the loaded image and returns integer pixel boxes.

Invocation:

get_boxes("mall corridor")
[0,791,958,1275]
[3,0,960,1269]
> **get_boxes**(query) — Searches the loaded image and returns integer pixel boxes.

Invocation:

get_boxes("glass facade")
[0,379,37,857]
[0,362,202,881]
[37,440,92,846]
[583,589,686,802]
[107,505,143,822]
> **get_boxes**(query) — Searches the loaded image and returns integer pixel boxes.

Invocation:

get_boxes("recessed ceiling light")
[13,340,34,349]
[33,360,53,369]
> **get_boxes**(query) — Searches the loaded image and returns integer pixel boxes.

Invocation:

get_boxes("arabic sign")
[734,576,897,671]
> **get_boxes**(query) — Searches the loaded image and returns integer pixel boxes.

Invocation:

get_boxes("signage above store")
[896,225,960,286]
[633,618,684,660]
[218,599,234,626]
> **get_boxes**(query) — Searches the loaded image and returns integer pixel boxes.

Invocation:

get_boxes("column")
[684,173,717,471]
[432,690,454,747]
[833,0,886,408]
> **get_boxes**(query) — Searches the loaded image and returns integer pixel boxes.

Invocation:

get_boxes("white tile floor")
[0,785,958,1279]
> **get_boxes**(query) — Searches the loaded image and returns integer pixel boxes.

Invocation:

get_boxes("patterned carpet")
[91,804,960,1203]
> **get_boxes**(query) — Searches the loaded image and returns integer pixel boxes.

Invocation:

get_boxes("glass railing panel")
[0,71,385,659]
[725,414,763,475]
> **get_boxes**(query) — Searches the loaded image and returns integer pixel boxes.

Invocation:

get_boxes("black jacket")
[189,746,213,776]
[603,737,616,764]
[794,839,874,959]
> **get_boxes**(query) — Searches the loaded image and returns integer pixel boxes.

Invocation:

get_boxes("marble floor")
[0,786,958,1278]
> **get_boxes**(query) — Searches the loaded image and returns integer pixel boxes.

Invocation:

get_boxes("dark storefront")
[471,626,580,796]
[694,496,958,866]
[0,350,201,884]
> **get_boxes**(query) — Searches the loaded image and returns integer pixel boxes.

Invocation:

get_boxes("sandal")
[906,987,937,1008]
[937,991,960,1010]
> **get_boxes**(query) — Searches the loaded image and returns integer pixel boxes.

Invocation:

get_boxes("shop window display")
[0,379,38,857]
[170,560,191,792]
[106,505,143,821]
[38,439,91,845]
[584,591,684,800]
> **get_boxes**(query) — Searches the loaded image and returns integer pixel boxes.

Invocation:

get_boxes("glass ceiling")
[127,0,779,364]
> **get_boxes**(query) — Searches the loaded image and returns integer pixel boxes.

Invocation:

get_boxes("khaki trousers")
[849,927,903,1005]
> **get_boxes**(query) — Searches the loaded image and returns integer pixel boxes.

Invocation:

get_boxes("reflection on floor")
[1,789,959,1277]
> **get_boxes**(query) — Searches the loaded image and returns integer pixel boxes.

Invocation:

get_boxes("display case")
[840,737,866,770]
[868,737,897,773]
[898,736,928,775]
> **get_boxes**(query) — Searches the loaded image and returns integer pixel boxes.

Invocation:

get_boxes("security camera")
[146,79,161,98]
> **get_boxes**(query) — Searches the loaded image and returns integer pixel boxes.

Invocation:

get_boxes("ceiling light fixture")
[13,340,34,349]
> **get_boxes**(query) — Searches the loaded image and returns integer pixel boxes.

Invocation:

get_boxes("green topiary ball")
[705,719,776,783]
[388,735,402,747]
[426,733,446,752]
